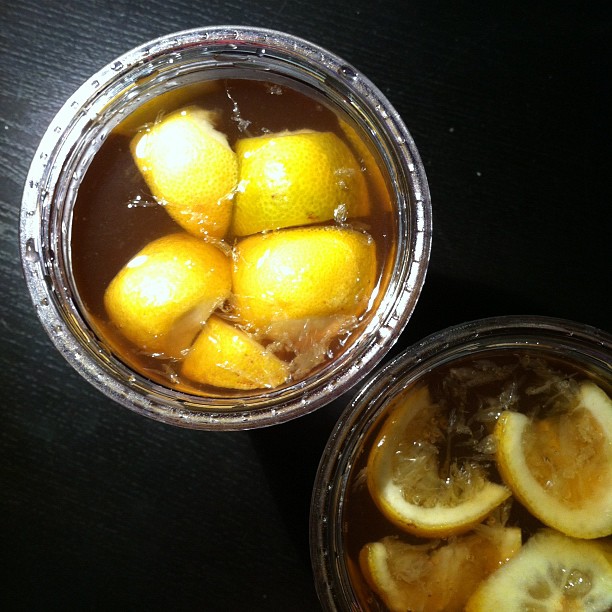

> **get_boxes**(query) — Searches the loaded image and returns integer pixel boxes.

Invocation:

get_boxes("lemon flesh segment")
[232,130,370,236]
[131,106,238,239]
[466,529,612,612]
[104,233,231,358]
[495,381,612,539]
[360,524,522,612]
[232,226,377,331]
[367,385,511,538]
[182,315,289,390]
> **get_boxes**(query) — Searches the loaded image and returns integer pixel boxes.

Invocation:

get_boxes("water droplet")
[24,238,40,263]
[255,47,266,57]
[39,297,49,306]
[339,64,358,80]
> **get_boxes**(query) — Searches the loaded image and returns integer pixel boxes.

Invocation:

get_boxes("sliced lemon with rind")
[465,529,612,612]
[182,315,289,390]
[360,524,522,612]
[495,381,612,539]
[367,385,511,538]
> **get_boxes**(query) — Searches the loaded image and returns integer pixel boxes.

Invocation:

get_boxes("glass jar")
[20,26,431,430]
[310,315,611,609]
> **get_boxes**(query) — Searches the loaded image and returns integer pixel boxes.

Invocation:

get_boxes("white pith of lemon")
[465,529,612,611]
[367,384,511,538]
[495,381,612,539]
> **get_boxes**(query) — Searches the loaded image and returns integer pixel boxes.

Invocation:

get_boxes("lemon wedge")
[495,381,612,539]
[367,385,511,538]
[360,524,522,612]
[104,233,231,358]
[466,529,612,611]
[232,129,370,236]
[131,106,238,238]
[182,315,289,390]
[232,226,377,332]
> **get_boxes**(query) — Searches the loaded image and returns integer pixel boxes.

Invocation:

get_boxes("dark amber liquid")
[342,349,612,610]
[70,78,395,394]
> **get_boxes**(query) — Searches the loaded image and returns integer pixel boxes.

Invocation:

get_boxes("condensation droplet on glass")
[378,326,393,341]
[339,65,358,80]
[24,238,40,263]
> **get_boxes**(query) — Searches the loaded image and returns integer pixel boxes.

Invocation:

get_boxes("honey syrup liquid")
[341,349,612,610]
[70,78,396,395]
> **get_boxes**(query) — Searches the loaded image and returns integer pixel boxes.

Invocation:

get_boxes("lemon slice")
[182,315,289,390]
[360,524,522,612]
[495,381,612,539]
[465,529,612,611]
[232,129,370,236]
[367,385,511,538]
[104,233,231,358]
[131,106,238,238]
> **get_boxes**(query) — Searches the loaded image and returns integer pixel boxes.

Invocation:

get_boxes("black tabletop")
[1,1,609,610]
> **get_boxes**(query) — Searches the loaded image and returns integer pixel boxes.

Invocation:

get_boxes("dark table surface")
[1,1,609,610]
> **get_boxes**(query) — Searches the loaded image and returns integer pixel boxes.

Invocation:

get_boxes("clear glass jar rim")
[20,26,432,430]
